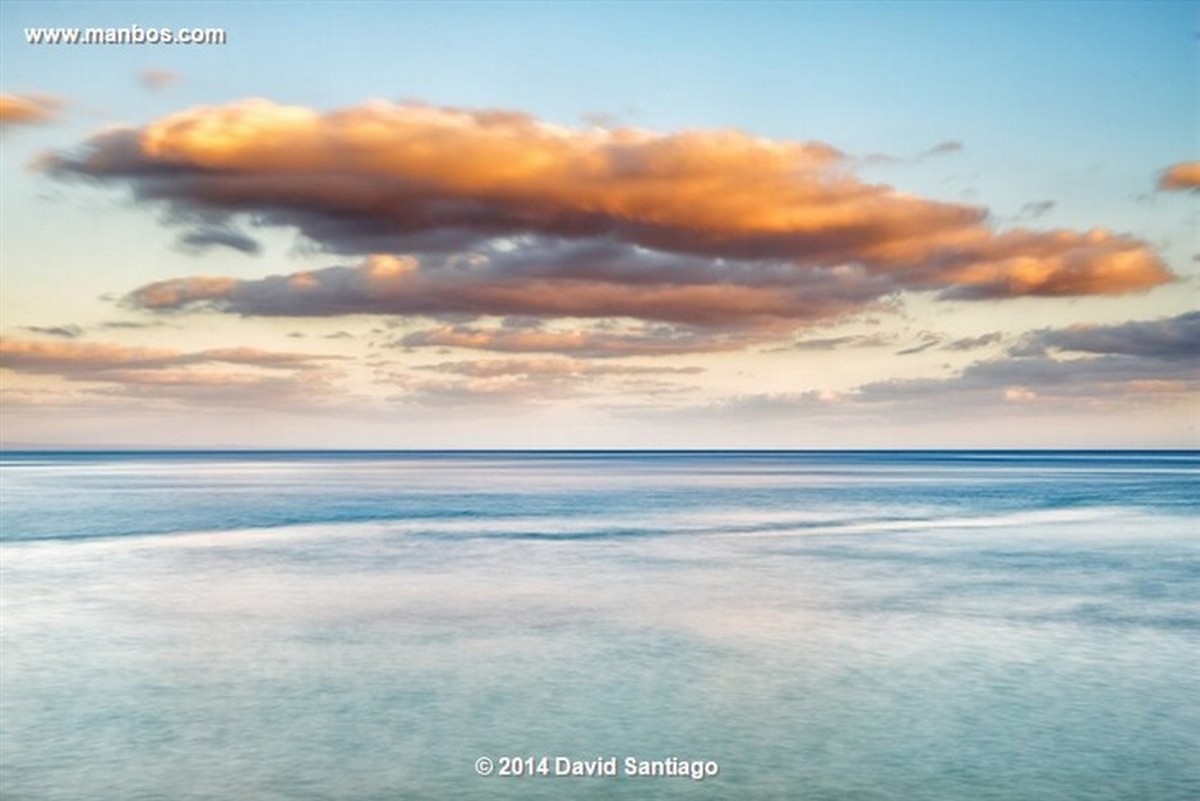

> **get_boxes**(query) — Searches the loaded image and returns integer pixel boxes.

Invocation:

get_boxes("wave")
[0,503,1151,547]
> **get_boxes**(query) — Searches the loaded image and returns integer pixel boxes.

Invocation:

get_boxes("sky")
[0,1,1196,449]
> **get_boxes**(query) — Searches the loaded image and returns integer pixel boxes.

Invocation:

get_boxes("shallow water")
[2,452,1197,799]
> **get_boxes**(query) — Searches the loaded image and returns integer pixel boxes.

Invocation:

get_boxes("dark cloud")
[178,227,261,255]
[922,140,964,158]
[715,348,1194,423]
[1012,311,1199,361]
[780,333,894,351]
[1017,200,1056,220]
[856,352,1196,408]
[125,244,900,330]
[710,312,1197,420]
[21,324,83,339]
[862,141,963,166]
[896,333,941,356]
[99,320,170,330]
[942,332,1003,352]
[817,330,1002,356]
[858,313,1199,409]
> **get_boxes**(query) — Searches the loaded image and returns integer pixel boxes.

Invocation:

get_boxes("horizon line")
[2,446,1197,455]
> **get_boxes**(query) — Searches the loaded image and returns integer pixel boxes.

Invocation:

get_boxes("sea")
[0,450,1196,800]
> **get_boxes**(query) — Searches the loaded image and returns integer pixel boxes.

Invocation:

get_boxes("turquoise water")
[1,452,1197,799]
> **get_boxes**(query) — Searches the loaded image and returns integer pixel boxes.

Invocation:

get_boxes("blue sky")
[1,2,1196,448]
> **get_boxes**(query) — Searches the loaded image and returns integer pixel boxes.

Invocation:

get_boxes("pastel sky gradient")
[1,1,1196,448]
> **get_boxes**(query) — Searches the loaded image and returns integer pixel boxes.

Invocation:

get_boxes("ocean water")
[0,451,1197,800]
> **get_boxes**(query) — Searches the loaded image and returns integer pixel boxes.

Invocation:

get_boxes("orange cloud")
[1,339,185,371]
[0,339,336,373]
[0,335,345,378]
[0,338,345,408]
[134,276,238,308]
[0,93,62,126]
[45,99,1170,306]
[1157,161,1200,192]
[139,68,180,90]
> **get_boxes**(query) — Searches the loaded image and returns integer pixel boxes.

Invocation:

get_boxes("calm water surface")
[1,451,1197,800]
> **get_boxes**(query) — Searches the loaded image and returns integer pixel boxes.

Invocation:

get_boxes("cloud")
[1157,162,1200,192]
[178,227,261,255]
[0,339,340,374]
[139,69,179,90]
[1012,311,1199,361]
[942,332,1003,351]
[21,324,84,339]
[0,338,345,409]
[857,312,1199,410]
[394,322,753,358]
[712,390,842,416]
[415,358,702,379]
[718,349,1193,422]
[896,332,942,356]
[0,93,62,127]
[856,352,1196,408]
[780,333,893,351]
[708,311,1197,420]
[98,319,170,330]
[894,330,1004,355]
[126,247,899,329]
[1017,200,1055,220]
[922,140,963,158]
[385,374,564,407]
[384,356,702,407]
[43,99,1169,328]
[861,140,962,166]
